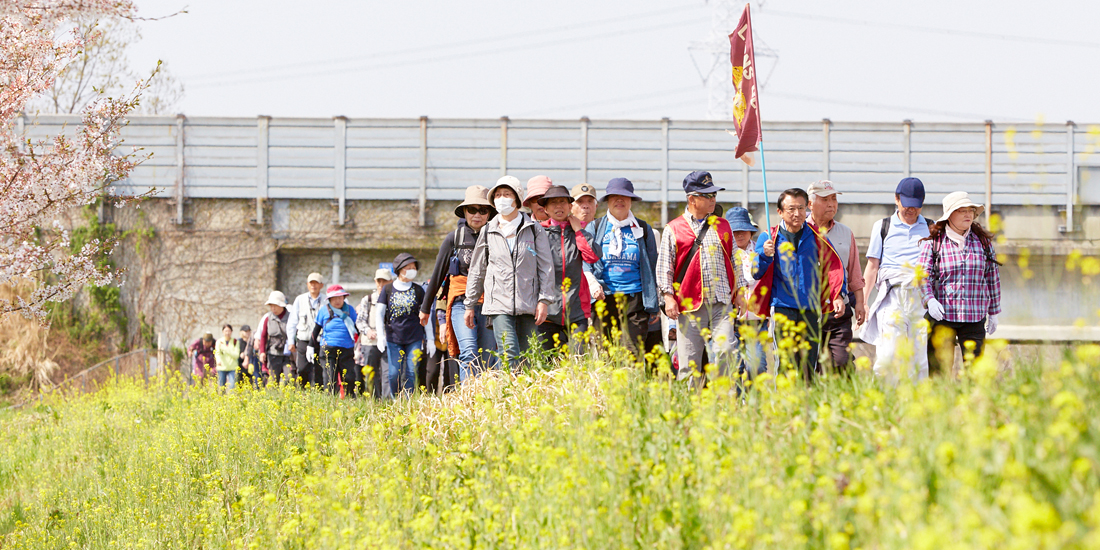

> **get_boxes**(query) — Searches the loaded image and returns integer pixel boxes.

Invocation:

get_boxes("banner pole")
[759,138,771,229]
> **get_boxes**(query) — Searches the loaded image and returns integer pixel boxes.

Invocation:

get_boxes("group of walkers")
[189,171,1003,396]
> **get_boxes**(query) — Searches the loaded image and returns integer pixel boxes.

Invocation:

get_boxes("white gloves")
[426,339,437,356]
[927,298,946,321]
[986,314,998,335]
[377,339,387,353]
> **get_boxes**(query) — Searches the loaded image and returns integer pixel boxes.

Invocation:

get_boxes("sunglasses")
[691,192,717,200]
[465,206,492,215]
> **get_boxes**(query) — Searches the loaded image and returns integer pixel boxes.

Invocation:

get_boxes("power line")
[184,3,705,83]
[187,16,710,89]
[767,91,1029,121]
[515,86,699,117]
[763,9,1100,49]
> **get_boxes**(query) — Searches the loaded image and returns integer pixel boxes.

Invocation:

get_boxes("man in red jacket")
[656,171,746,388]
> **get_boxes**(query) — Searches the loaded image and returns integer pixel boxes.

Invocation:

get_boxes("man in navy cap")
[656,170,746,388]
[861,177,933,382]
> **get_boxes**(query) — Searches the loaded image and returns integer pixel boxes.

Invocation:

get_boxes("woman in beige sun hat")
[917,191,1002,375]
[420,185,499,385]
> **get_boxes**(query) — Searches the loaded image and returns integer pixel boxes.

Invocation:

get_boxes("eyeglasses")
[782,205,807,213]
[465,206,492,215]
[691,192,717,200]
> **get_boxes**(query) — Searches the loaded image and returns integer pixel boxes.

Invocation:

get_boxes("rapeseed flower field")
[2,342,1100,548]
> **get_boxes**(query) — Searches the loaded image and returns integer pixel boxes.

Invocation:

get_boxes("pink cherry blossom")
[2,0,147,322]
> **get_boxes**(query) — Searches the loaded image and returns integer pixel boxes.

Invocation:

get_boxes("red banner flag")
[729,3,761,166]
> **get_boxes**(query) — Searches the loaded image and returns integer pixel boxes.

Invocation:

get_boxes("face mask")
[403,269,417,280]
[494,197,515,216]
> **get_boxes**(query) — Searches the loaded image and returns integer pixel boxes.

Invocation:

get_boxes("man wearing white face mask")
[464,175,555,370]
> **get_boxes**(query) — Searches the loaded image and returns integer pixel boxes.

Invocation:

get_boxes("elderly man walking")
[806,181,866,374]
[286,272,327,388]
[861,177,933,382]
[656,171,745,387]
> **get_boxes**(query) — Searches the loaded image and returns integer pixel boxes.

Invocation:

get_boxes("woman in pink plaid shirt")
[918,192,1002,374]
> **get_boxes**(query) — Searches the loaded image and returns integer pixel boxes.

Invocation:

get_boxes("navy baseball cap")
[895,177,925,208]
[683,170,724,195]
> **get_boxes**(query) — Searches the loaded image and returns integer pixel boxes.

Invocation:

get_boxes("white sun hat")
[937,191,985,222]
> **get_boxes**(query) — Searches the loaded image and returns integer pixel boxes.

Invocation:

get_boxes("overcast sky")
[128,0,1100,123]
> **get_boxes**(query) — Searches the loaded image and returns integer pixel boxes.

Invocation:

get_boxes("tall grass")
[2,341,1100,548]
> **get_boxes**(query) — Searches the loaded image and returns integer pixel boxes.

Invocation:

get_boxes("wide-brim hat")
[326,284,350,299]
[683,170,725,195]
[454,185,496,218]
[393,252,419,275]
[488,175,522,207]
[537,185,575,206]
[724,206,759,233]
[937,191,985,222]
[265,290,287,308]
[374,268,394,282]
[602,177,643,202]
[524,175,553,206]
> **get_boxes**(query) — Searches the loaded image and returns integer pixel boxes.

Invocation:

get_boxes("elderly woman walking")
[919,191,1002,374]
[376,253,431,396]
[309,284,362,396]
[464,175,555,370]
[588,177,659,359]
[420,185,499,384]
[725,206,768,378]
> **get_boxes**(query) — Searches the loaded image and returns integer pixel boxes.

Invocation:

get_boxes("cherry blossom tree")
[1,0,149,323]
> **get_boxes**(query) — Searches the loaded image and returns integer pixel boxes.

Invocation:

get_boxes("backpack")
[877,215,936,246]
[266,312,287,355]
[927,229,999,296]
[322,303,359,346]
[448,225,475,277]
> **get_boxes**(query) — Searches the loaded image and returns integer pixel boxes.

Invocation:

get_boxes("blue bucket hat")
[895,177,926,208]
[724,206,759,233]
[602,177,643,202]
[683,170,725,195]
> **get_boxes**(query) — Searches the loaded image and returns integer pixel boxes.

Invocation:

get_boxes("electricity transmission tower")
[689,0,778,120]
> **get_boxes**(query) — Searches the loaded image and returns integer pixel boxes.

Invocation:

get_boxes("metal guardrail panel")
[13,114,1093,207]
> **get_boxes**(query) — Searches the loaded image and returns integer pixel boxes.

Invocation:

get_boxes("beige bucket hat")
[454,185,495,218]
[937,191,985,222]
[373,268,394,282]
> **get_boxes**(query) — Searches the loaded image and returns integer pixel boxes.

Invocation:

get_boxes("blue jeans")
[491,314,538,370]
[387,341,423,396]
[450,301,498,383]
[216,370,237,390]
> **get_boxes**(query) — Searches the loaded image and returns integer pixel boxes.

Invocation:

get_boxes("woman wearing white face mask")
[919,191,1002,375]
[464,175,555,370]
[375,253,433,396]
